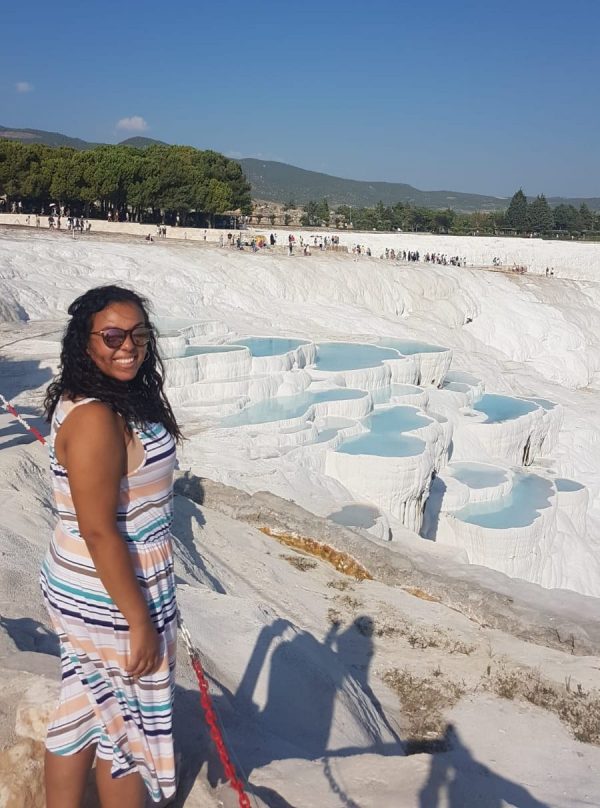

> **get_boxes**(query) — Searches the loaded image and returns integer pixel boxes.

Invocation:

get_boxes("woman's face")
[87,301,148,382]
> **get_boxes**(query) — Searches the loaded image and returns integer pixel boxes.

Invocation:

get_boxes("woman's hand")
[127,620,162,678]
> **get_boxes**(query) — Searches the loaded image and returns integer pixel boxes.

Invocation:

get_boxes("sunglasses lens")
[102,329,126,348]
[132,328,152,346]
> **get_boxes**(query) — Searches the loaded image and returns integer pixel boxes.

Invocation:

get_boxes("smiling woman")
[40,286,182,808]
[88,315,152,382]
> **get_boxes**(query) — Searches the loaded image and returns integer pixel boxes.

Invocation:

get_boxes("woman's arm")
[58,402,161,678]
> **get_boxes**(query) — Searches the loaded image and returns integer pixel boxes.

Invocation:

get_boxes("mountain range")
[1,125,598,213]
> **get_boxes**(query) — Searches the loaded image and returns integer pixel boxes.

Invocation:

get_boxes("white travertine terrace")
[385,383,429,409]
[168,374,284,408]
[415,349,453,387]
[229,336,317,374]
[157,332,188,359]
[163,346,252,387]
[378,338,453,387]
[142,316,593,590]
[437,484,556,583]
[309,362,392,391]
[323,406,450,534]
[158,327,575,562]
[457,395,557,466]
[555,478,589,536]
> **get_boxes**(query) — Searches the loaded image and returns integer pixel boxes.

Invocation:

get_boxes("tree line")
[0,141,252,226]
[296,191,600,236]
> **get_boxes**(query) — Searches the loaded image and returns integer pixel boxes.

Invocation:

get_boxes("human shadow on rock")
[0,615,60,656]
[418,724,549,808]
[0,356,53,405]
[172,479,226,594]
[185,615,404,807]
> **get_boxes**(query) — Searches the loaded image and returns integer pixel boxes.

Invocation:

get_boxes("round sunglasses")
[90,326,153,349]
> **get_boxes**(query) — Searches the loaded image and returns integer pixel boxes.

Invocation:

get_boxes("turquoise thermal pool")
[221,388,366,427]
[524,397,557,410]
[454,472,554,528]
[155,317,198,333]
[371,383,424,406]
[378,338,447,355]
[336,406,430,457]
[328,505,379,529]
[446,462,509,489]
[184,345,246,356]
[444,370,481,386]
[314,342,401,371]
[472,394,539,423]
[555,478,585,493]
[231,337,310,356]
[441,381,471,393]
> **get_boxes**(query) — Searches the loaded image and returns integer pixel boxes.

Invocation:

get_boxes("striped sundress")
[40,397,178,803]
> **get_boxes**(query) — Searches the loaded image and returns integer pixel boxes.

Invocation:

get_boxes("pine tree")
[579,203,594,232]
[528,194,554,233]
[505,189,529,231]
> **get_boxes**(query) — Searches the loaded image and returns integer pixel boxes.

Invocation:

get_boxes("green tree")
[300,200,327,227]
[528,194,554,233]
[432,209,455,233]
[316,198,330,225]
[553,204,580,232]
[505,189,529,231]
[579,203,594,232]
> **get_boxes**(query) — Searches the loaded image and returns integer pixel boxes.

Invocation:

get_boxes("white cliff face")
[2,231,600,597]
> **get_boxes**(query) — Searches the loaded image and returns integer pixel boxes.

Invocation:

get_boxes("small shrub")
[486,666,600,745]
[327,579,354,592]
[280,554,317,572]
[383,668,465,740]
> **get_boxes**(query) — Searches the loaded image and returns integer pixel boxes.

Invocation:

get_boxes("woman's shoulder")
[57,396,122,433]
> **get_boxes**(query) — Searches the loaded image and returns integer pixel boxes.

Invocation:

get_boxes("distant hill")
[2,125,598,212]
[239,159,600,213]
[0,126,166,151]
[239,158,509,212]
[117,136,169,148]
[239,158,509,211]
[0,125,102,150]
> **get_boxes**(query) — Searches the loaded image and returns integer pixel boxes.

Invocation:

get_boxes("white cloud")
[16,81,33,93]
[116,116,148,132]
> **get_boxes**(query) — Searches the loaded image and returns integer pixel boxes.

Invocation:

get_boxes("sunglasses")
[90,326,153,349]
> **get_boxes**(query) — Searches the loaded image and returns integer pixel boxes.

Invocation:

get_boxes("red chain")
[2,396,252,808]
[2,400,47,445]
[191,656,252,808]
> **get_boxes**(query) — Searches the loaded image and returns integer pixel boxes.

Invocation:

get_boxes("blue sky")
[3,0,599,198]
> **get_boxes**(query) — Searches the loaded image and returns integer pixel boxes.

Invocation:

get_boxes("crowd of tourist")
[3,209,559,278]
[378,248,466,266]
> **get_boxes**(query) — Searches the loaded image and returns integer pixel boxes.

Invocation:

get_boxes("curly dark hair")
[44,285,182,441]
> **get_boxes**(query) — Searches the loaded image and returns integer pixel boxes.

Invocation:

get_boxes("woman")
[41,285,182,807]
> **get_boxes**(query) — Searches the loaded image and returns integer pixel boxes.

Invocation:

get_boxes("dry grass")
[383,662,600,747]
[485,666,600,745]
[355,612,475,655]
[383,668,466,741]
[335,594,364,611]
[326,579,355,592]
[279,553,318,572]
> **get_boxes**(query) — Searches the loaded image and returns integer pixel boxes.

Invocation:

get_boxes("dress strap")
[52,397,100,438]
